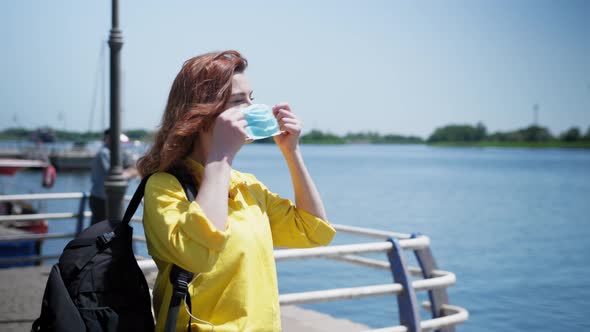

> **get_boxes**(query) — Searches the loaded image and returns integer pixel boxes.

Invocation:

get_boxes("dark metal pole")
[105,0,127,222]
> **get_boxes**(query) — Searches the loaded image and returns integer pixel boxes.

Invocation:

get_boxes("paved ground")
[0,265,368,332]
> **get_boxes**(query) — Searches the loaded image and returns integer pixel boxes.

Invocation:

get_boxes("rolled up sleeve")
[143,172,231,273]
[245,174,336,248]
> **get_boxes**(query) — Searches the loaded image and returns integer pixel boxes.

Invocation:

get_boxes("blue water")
[3,144,590,331]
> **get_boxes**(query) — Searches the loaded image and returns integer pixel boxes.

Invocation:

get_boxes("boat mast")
[88,41,107,133]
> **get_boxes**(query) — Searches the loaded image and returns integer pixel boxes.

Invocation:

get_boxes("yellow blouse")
[143,158,336,331]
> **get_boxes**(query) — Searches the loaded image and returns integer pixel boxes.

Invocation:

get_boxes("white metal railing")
[332,223,412,240]
[136,241,426,275]
[0,212,82,223]
[0,232,77,242]
[365,302,469,332]
[0,192,134,203]
[0,192,86,202]
[0,191,468,331]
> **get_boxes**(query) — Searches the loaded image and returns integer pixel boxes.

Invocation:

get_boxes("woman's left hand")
[272,103,302,153]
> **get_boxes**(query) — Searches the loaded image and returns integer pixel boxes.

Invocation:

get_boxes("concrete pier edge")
[0,266,369,332]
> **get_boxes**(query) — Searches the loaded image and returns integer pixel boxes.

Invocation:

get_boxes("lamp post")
[104,0,127,222]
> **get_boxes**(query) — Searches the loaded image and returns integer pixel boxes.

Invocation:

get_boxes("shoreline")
[427,141,590,149]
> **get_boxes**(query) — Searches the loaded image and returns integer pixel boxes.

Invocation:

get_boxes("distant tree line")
[249,130,423,144]
[427,123,590,143]
[294,130,423,144]
[0,127,153,142]
[342,131,423,144]
[0,127,424,145]
[1,125,589,145]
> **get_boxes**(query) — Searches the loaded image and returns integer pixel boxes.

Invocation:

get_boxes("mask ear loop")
[183,273,215,331]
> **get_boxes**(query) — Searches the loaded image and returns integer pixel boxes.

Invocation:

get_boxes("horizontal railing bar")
[327,255,452,279]
[0,192,85,201]
[412,271,456,291]
[0,232,77,242]
[0,193,133,202]
[274,237,429,261]
[278,271,455,306]
[399,236,430,250]
[364,325,408,332]
[275,242,393,261]
[0,211,141,224]
[0,159,48,168]
[87,254,457,296]
[331,224,411,240]
[0,213,78,223]
[420,302,469,331]
[364,302,468,332]
[0,254,61,264]
[279,283,404,305]
[408,266,422,275]
[329,254,391,270]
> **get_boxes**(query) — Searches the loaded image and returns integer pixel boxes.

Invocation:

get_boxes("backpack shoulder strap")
[164,167,197,332]
[123,168,195,227]
[121,175,152,226]
[167,166,197,201]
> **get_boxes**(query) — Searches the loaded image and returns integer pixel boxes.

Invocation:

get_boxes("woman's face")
[226,73,254,110]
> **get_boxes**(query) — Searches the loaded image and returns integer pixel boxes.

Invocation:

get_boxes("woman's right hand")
[208,107,248,163]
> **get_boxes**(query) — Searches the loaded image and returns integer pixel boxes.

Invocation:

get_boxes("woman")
[137,50,336,331]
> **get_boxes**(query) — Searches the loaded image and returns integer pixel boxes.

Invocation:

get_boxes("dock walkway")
[0,265,368,332]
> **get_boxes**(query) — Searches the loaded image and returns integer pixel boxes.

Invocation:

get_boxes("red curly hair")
[137,50,248,176]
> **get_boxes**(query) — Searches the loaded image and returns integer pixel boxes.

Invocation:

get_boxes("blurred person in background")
[89,128,138,224]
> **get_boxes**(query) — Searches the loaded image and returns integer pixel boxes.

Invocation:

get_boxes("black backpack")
[32,171,197,332]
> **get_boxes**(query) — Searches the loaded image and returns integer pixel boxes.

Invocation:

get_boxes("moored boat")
[0,159,54,268]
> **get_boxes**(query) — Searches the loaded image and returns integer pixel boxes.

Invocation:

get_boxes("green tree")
[0,127,31,140]
[125,129,152,141]
[300,129,345,144]
[560,127,581,142]
[427,123,487,142]
[520,125,553,142]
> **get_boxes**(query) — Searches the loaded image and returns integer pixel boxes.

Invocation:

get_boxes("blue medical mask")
[241,104,282,140]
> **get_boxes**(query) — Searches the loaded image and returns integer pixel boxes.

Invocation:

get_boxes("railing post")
[76,192,88,235]
[411,232,454,332]
[387,237,421,332]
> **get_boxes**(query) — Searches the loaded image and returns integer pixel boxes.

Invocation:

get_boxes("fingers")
[273,105,300,126]
[274,108,294,122]
[219,108,246,126]
[237,119,248,127]
[271,103,304,136]
[282,122,301,133]
[224,107,246,121]
[215,107,248,138]
[276,117,301,134]
[278,117,297,130]
[272,103,291,112]
[276,112,302,131]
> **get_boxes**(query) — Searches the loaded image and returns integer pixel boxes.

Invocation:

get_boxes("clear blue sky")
[1,0,589,138]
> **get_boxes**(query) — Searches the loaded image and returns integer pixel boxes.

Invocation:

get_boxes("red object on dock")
[0,159,49,175]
